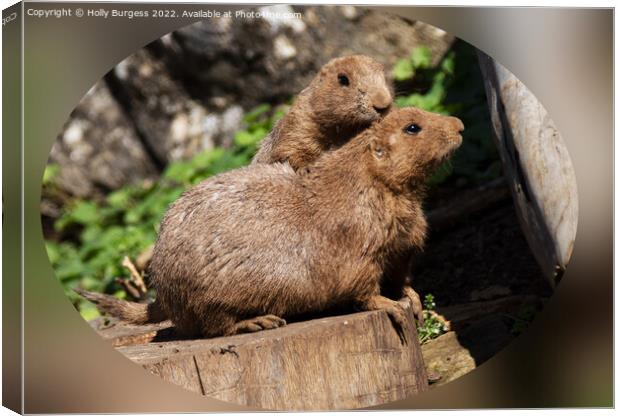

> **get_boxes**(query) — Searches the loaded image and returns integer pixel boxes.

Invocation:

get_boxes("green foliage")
[417,294,449,344]
[392,59,415,82]
[394,41,499,187]
[45,104,287,318]
[411,46,432,69]
[393,46,432,81]
[42,164,59,185]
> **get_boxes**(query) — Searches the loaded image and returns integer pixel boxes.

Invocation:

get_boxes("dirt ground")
[417,198,551,306]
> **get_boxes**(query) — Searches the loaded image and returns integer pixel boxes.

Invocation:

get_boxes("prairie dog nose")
[371,89,392,113]
[449,116,465,133]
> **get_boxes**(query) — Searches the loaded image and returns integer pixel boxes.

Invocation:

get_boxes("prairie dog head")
[367,107,464,189]
[307,55,393,131]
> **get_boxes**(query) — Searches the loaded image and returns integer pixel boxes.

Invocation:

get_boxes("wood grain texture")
[89,318,173,347]
[421,331,475,387]
[478,52,578,286]
[109,301,428,410]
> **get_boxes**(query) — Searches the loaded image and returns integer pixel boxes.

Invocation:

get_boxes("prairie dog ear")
[369,139,386,160]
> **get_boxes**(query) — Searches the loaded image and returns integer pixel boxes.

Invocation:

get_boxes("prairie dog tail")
[74,288,167,324]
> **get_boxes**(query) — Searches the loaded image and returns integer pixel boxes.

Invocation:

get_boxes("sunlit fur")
[252,55,393,171]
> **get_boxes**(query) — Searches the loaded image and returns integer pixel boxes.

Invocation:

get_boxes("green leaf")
[243,103,271,123]
[124,209,141,224]
[80,224,102,243]
[43,164,59,185]
[234,130,258,147]
[107,189,132,209]
[190,148,223,168]
[81,275,103,291]
[113,290,127,300]
[45,242,61,264]
[392,58,414,81]
[207,150,246,176]
[55,258,85,282]
[80,305,101,321]
[163,161,194,184]
[441,52,455,75]
[71,201,100,225]
[411,46,432,69]
[423,294,436,310]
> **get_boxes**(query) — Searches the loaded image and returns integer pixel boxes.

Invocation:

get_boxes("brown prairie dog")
[78,107,464,339]
[252,55,393,171]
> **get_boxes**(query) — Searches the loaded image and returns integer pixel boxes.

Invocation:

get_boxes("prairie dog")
[252,55,393,171]
[78,107,463,338]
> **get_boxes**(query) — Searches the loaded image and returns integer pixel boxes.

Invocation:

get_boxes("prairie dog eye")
[337,73,350,86]
[404,123,422,134]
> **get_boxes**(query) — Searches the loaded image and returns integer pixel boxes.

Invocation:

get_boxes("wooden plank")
[478,52,578,286]
[115,301,428,410]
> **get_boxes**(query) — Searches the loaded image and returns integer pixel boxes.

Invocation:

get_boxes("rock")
[273,35,297,60]
[105,48,232,165]
[203,105,244,149]
[342,8,452,67]
[160,10,314,109]
[47,81,158,201]
[156,5,454,110]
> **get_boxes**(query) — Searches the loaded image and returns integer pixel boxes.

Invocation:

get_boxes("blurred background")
[39,5,557,387]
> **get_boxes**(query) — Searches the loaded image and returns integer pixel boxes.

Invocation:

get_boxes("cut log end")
[95,301,428,410]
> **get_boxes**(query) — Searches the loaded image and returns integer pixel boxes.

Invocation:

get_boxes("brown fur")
[73,288,167,324]
[252,55,393,171]
[250,55,426,321]
[80,107,463,338]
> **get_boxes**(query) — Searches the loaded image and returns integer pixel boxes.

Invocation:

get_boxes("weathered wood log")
[422,295,542,387]
[421,331,475,387]
[89,318,174,348]
[478,52,578,286]
[95,301,428,410]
